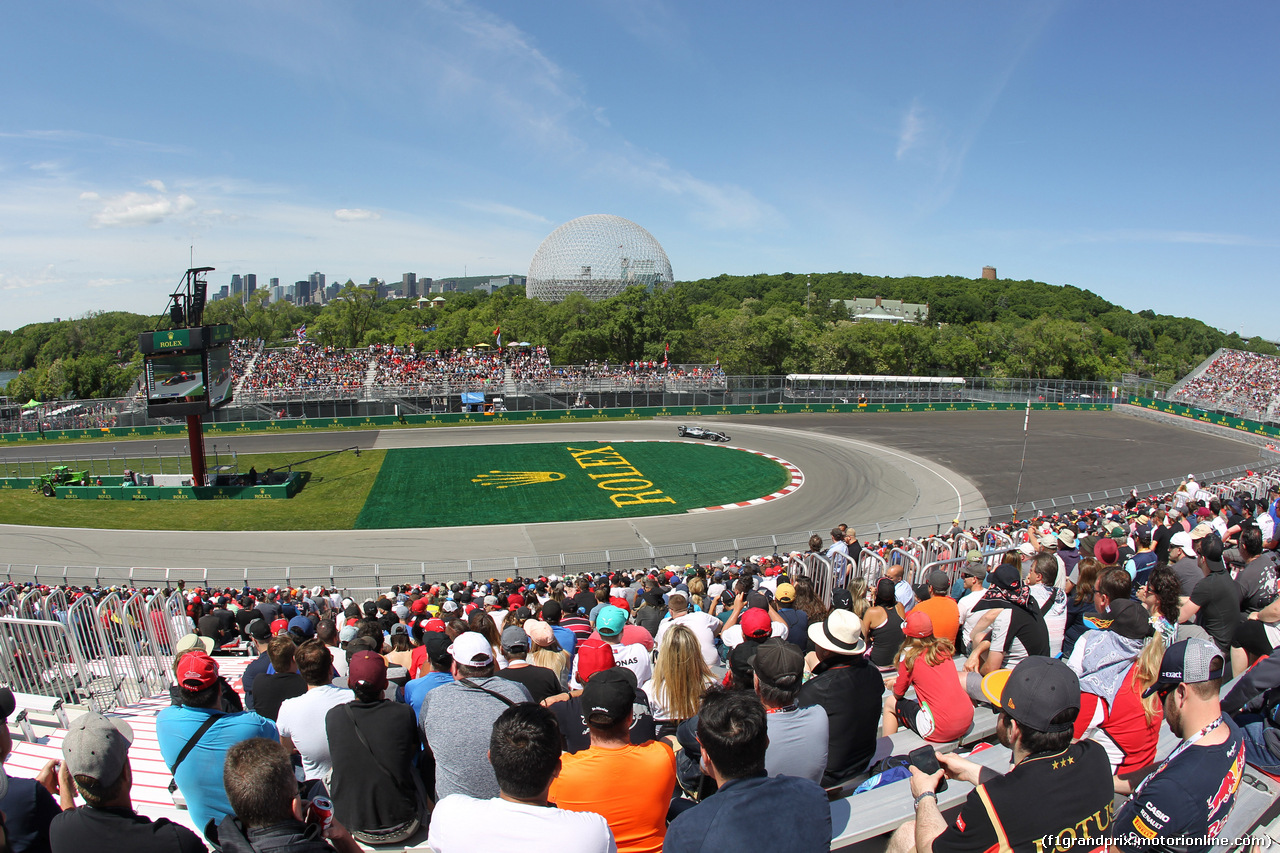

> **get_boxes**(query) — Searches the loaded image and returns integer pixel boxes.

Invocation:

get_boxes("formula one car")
[677,425,731,442]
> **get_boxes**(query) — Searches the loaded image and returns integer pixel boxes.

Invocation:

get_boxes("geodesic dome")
[527,214,674,302]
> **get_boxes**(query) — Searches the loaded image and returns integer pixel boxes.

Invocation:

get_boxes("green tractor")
[35,465,90,497]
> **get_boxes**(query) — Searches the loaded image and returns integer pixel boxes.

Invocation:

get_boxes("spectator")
[316,619,349,685]
[664,689,830,853]
[1063,555,1104,657]
[886,564,916,612]
[51,712,204,853]
[420,632,532,800]
[540,599,578,658]
[863,578,906,672]
[888,658,1113,853]
[550,669,677,853]
[1223,617,1280,774]
[912,570,960,646]
[963,565,1050,694]
[796,609,884,785]
[1112,639,1246,851]
[403,632,454,718]
[240,619,274,712]
[570,606,651,688]
[325,651,423,844]
[640,624,717,738]
[772,582,810,648]
[252,635,307,722]
[954,558,989,653]
[0,687,62,853]
[277,639,353,789]
[654,594,721,668]
[157,651,278,836]
[168,634,244,714]
[495,625,565,704]
[1179,535,1243,668]
[1026,554,1068,657]
[751,639,828,784]
[883,612,973,744]
[524,619,571,686]
[426,704,615,853]
[215,738,360,853]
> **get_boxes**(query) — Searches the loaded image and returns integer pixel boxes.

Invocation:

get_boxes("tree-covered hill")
[3,273,1275,401]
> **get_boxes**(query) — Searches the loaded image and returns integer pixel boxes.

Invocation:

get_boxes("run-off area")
[354,441,793,529]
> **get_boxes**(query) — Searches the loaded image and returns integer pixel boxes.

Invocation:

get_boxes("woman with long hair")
[641,624,716,738]
[792,576,828,627]
[882,612,973,743]
[1063,556,1102,657]
[687,576,709,613]
[524,619,571,686]
[864,577,907,672]
[847,577,870,620]
[467,607,503,664]
[1138,565,1181,649]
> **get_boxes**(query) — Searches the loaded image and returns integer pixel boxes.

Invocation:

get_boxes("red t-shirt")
[1073,664,1160,774]
[895,653,974,743]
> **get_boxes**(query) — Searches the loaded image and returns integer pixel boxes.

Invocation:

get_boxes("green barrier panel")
[53,472,306,500]
[1129,397,1280,440]
[0,478,41,489]
[2,400,1114,443]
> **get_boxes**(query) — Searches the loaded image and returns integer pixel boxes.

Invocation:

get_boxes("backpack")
[575,637,615,683]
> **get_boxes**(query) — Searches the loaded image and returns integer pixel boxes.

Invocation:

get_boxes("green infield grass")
[0,449,385,531]
[354,440,792,529]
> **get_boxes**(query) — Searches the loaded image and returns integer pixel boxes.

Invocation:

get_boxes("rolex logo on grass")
[472,470,566,489]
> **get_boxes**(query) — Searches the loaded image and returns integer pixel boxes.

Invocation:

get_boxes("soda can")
[306,796,333,831]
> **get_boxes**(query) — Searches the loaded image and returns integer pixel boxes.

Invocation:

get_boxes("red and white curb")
[613,439,804,512]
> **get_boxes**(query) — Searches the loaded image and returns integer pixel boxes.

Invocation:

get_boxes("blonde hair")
[848,577,870,620]
[1132,633,1167,722]
[528,646,569,680]
[896,634,955,671]
[650,624,713,722]
[687,577,708,613]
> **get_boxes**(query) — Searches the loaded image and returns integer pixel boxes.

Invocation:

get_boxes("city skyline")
[1,2,1276,336]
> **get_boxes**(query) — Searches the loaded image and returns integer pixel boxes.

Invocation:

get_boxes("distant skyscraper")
[270,277,280,289]
[402,272,417,298]
[245,274,257,296]
[230,274,243,299]
[295,280,310,305]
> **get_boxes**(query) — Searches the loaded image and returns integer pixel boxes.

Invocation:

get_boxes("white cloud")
[0,265,62,292]
[459,201,549,224]
[598,149,780,231]
[896,100,924,160]
[86,277,129,289]
[144,179,166,192]
[82,187,197,228]
[333,208,381,222]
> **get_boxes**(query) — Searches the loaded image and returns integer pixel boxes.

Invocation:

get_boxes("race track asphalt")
[0,409,1265,571]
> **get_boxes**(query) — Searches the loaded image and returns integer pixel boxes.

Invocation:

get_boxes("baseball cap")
[1096,599,1155,641]
[966,549,983,563]
[389,623,409,636]
[524,619,555,648]
[423,632,452,665]
[960,559,986,578]
[1169,530,1195,553]
[749,639,804,689]
[501,625,530,652]
[541,600,562,621]
[62,711,134,789]
[830,588,854,611]
[176,651,219,690]
[338,624,358,644]
[246,619,271,641]
[423,617,446,633]
[1142,638,1226,698]
[288,615,315,638]
[595,605,628,637]
[348,650,388,691]
[581,668,636,725]
[442,600,460,613]
[774,583,796,604]
[1189,522,1215,541]
[989,564,1023,593]
[449,631,495,666]
[904,611,934,639]
[928,570,951,593]
[270,618,289,635]
[740,607,772,639]
[174,633,214,656]
[980,657,1080,733]
[1017,542,1036,557]
[484,595,498,607]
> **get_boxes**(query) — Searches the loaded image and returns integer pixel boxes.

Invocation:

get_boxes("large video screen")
[146,352,205,402]
[206,345,233,408]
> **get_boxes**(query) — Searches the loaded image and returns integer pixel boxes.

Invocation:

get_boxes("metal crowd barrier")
[913,546,1020,586]
[0,614,99,711]
[785,553,836,606]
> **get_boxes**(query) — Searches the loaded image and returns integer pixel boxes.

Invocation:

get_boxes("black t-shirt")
[795,655,885,785]
[234,607,257,637]
[495,663,565,704]
[251,672,307,721]
[1189,567,1244,653]
[50,805,206,853]
[1153,525,1173,563]
[551,691,656,753]
[570,591,598,618]
[325,699,422,832]
[934,740,1114,853]
[0,775,59,853]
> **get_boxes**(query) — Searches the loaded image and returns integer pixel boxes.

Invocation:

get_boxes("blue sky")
[1,1,1276,337]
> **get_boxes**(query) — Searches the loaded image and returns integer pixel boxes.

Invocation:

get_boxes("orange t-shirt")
[913,595,960,645]
[549,741,676,853]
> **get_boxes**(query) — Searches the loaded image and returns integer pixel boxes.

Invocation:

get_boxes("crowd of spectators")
[1175,348,1280,420]
[368,345,520,392]
[3,469,1280,851]
[515,360,727,393]
[240,345,370,394]
[0,400,123,436]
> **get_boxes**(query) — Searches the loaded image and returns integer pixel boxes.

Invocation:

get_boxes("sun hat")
[808,609,866,656]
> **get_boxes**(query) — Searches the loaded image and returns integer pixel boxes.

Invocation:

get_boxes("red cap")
[740,608,771,639]
[423,617,446,633]
[508,593,525,609]
[177,651,219,690]
[347,650,388,692]
[904,611,934,639]
[270,618,289,635]
[609,596,631,612]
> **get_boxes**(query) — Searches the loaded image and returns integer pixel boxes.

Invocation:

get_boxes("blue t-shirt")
[1113,717,1246,853]
[664,772,830,853]
[156,704,278,836]
[404,671,454,719]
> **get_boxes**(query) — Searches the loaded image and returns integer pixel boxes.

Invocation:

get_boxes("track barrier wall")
[1130,396,1280,440]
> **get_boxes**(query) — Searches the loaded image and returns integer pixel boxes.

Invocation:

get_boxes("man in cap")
[664,689,830,853]
[1111,639,1245,851]
[826,527,850,584]
[796,609,884,785]
[550,669,676,853]
[963,565,1050,686]
[427,704,615,853]
[1166,529,1202,604]
[1027,554,1068,658]
[913,570,960,646]
[538,599,577,658]
[953,553,989,653]
[325,651,423,844]
[156,651,278,836]
[751,640,828,784]
[51,711,205,853]
[495,625,564,704]
[1178,535,1243,667]
[888,657,1113,853]
[403,632,455,718]
[240,617,274,712]
[773,582,809,649]
[571,605,651,688]
[420,632,532,800]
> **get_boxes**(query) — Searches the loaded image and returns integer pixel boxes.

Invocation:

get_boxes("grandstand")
[1172,347,1280,422]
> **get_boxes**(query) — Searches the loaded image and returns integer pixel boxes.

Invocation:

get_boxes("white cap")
[448,632,494,666]
[1170,531,1195,552]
